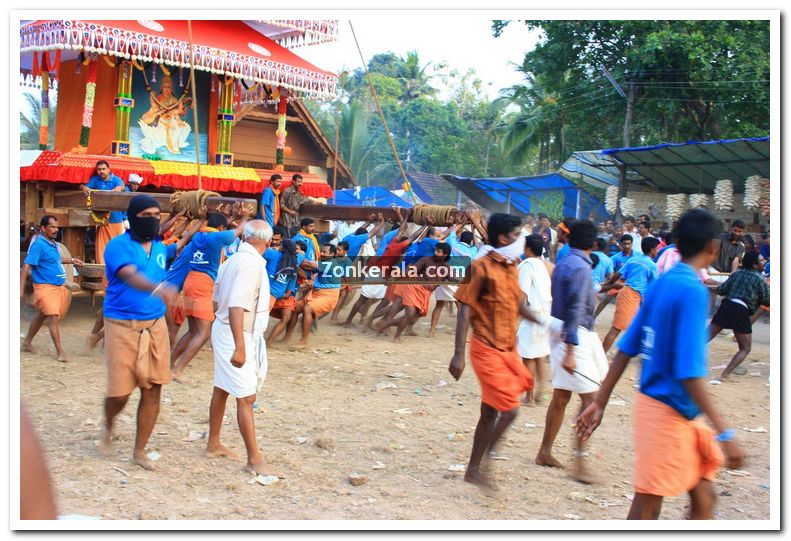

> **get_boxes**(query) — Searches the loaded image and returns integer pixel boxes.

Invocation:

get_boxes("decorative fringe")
[20,20,338,99]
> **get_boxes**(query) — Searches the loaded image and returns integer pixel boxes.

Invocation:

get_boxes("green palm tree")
[338,100,384,182]
[20,91,56,150]
[398,51,438,103]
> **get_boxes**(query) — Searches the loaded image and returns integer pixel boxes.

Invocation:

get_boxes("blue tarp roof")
[330,186,413,208]
[442,173,607,219]
[600,137,769,193]
[559,150,647,189]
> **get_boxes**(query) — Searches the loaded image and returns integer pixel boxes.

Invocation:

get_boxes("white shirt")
[214,242,270,334]
[517,257,553,320]
[330,221,364,246]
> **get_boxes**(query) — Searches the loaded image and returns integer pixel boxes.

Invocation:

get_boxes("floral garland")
[76,59,98,152]
[274,86,288,171]
[39,61,50,150]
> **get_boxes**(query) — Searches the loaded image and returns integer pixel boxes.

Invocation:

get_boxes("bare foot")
[97,430,113,456]
[365,318,377,330]
[571,460,596,484]
[535,452,565,468]
[405,328,418,337]
[392,336,401,343]
[56,351,68,363]
[171,369,189,384]
[341,321,354,328]
[464,469,497,497]
[86,333,102,351]
[21,342,35,353]
[244,460,283,477]
[205,443,238,459]
[133,451,158,471]
[428,330,436,338]
[292,342,308,350]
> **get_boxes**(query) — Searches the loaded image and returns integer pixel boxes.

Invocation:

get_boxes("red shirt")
[372,239,411,278]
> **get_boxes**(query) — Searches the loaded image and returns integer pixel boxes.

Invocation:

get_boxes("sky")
[296,16,540,101]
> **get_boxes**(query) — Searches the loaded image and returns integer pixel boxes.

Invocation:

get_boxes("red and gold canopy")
[20,19,337,99]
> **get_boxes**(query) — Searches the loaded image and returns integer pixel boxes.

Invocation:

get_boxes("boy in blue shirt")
[98,195,180,471]
[576,208,745,520]
[21,215,85,362]
[172,212,247,382]
[265,238,305,343]
[601,237,660,353]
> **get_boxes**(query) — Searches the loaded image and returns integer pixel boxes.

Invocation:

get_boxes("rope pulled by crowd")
[411,204,457,226]
[170,189,221,219]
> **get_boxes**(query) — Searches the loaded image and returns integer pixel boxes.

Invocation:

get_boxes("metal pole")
[576,188,582,219]
[506,191,512,214]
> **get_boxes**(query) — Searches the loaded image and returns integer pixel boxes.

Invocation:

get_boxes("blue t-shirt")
[446,233,478,259]
[292,232,318,263]
[341,233,369,259]
[406,237,439,258]
[24,236,66,286]
[259,187,277,226]
[87,174,126,223]
[617,263,709,419]
[314,256,350,289]
[103,232,169,320]
[556,243,571,262]
[591,251,614,288]
[611,251,633,272]
[264,248,305,299]
[376,229,400,256]
[188,229,237,280]
[164,244,194,292]
[620,253,658,295]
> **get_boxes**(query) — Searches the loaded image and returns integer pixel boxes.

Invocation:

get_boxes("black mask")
[126,195,161,242]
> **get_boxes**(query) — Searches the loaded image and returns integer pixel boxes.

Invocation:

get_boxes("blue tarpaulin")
[330,186,413,208]
[442,173,607,220]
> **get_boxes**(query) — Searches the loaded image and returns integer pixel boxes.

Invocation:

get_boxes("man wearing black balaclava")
[98,194,179,471]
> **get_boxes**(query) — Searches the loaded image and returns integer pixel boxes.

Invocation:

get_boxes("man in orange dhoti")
[81,160,127,264]
[21,216,84,362]
[448,213,538,493]
[576,209,746,520]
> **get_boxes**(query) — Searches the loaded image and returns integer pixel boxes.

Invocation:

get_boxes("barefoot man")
[576,209,746,519]
[99,195,179,470]
[535,220,608,483]
[206,220,279,476]
[21,215,85,362]
[448,213,535,493]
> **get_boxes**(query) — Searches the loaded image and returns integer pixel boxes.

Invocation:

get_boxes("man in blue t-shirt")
[576,208,745,520]
[172,212,247,381]
[258,174,282,227]
[602,236,660,353]
[80,160,127,264]
[21,215,85,362]
[98,195,180,471]
[264,239,306,343]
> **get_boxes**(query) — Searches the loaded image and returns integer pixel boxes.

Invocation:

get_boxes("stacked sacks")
[665,194,686,222]
[619,197,635,218]
[743,176,762,210]
[713,179,734,211]
[689,193,709,208]
[605,185,619,214]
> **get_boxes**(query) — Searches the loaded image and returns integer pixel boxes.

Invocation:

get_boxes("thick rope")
[187,20,202,190]
[170,189,220,219]
[411,204,456,226]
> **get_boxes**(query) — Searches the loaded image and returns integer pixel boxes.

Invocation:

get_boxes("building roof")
[601,137,769,194]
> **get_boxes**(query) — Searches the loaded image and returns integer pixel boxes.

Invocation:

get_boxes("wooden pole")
[187,20,202,190]
[332,107,339,201]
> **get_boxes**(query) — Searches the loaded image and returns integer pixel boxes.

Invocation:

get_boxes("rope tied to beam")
[411,204,457,226]
[170,189,220,219]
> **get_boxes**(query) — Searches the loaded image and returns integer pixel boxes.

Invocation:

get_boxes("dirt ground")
[19,295,772,522]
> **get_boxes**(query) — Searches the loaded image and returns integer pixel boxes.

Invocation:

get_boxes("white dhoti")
[548,317,608,394]
[434,284,459,302]
[516,310,551,359]
[361,284,387,300]
[211,320,268,398]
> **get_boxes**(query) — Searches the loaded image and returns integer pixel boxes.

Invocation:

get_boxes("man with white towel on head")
[205,219,281,478]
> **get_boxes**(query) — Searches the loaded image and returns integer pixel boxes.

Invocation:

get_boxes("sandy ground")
[19,295,772,521]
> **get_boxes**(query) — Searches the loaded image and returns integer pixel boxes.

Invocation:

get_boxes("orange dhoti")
[183,271,216,321]
[469,335,533,412]
[400,284,432,316]
[633,393,724,497]
[385,283,401,302]
[33,283,70,318]
[167,295,186,326]
[269,295,297,319]
[306,287,340,318]
[95,222,125,264]
[104,317,172,398]
[613,285,642,330]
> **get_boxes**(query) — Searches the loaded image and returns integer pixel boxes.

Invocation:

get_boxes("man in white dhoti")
[535,220,608,484]
[517,234,554,406]
[205,220,278,477]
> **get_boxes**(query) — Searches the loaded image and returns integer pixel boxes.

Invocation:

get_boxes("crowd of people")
[19,162,772,520]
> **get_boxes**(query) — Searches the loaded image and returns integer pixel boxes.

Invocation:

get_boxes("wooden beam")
[61,227,86,263]
[54,190,258,213]
[38,182,56,209]
[24,183,38,225]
